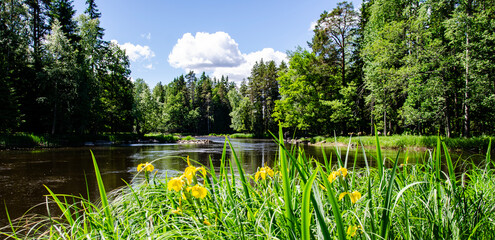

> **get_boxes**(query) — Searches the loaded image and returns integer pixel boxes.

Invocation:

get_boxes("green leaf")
[301,169,319,240]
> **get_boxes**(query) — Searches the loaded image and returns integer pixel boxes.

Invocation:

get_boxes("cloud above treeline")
[111,40,155,62]
[168,31,287,83]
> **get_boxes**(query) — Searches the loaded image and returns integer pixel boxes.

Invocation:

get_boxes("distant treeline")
[1,0,495,138]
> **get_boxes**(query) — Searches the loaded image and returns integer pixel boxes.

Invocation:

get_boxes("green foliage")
[229,133,255,138]
[4,133,495,239]
[2,0,495,139]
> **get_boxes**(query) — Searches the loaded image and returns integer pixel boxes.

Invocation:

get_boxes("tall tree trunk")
[342,45,346,86]
[370,103,374,135]
[463,2,471,137]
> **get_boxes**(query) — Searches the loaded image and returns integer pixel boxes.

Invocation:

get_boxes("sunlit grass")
[1,127,495,239]
[229,133,256,138]
[307,134,492,151]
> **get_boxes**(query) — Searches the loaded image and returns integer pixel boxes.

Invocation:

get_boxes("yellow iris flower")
[182,156,207,184]
[137,162,154,172]
[339,191,362,204]
[328,171,338,183]
[183,166,196,184]
[337,167,348,177]
[255,166,275,181]
[167,177,183,192]
[188,184,208,199]
[327,167,348,183]
[346,225,362,237]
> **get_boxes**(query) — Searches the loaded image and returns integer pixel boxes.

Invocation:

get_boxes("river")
[0,136,429,226]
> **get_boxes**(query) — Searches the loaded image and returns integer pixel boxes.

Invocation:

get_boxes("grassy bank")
[2,129,495,239]
[303,135,493,151]
[0,133,192,149]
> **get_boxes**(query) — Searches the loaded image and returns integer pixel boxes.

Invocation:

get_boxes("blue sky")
[73,0,362,87]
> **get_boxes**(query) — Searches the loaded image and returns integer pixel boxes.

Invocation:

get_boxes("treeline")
[271,0,494,137]
[233,0,495,137]
[133,60,285,136]
[2,0,495,138]
[1,0,133,134]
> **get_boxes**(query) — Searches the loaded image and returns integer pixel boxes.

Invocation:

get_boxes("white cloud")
[168,32,287,83]
[111,39,155,62]
[212,48,287,83]
[168,32,245,71]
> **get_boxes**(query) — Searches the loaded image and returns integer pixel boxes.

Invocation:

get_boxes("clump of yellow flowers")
[137,162,154,172]
[339,191,362,204]
[254,165,275,181]
[137,162,155,183]
[327,167,348,183]
[347,225,362,237]
[166,156,208,200]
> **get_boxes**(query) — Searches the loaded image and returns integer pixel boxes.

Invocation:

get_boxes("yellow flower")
[337,167,348,177]
[167,177,183,192]
[328,171,338,183]
[203,219,211,226]
[255,166,275,181]
[181,156,207,184]
[183,166,196,184]
[197,166,207,176]
[338,192,347,201]
[347,225,361,237]
[339,191,362,204]
[137,162,154,172]
[189,184,208,199]
[349,191,362,203]
[171,208,182,215]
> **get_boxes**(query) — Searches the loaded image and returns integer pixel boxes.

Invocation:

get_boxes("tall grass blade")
[442,142,457,199]
[90,150,113,232]
[485,138,492,172]
[379,152,400,239]
[44,185,74,226]
[301,169,319,240]
[321,172,345,240]
[277,125,296,237]
[4,202,17,239]
[374,126,383,180]
[220,139,228,182]
[435,137,441,180]
[344,135,352,168]
[226,137,251,203]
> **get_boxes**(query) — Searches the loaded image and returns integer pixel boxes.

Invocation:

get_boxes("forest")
[1,0,494,138]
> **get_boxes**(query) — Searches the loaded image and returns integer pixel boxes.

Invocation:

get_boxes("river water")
[0,137,429,226]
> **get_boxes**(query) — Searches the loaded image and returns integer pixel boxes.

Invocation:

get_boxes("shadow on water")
[0,137,478,226]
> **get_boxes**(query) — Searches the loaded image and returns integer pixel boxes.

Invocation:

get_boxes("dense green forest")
[1,0,494,138]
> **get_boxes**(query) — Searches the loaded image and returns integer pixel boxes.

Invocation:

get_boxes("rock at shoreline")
[177,139,212,144]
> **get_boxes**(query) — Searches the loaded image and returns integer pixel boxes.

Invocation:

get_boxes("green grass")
[229,133,256,138]
[144,133,180,142]
[2,128,495,239]
[307,134,493,151]
[0,133,54,148]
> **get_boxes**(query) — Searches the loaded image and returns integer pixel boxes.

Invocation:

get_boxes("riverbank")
[284,135,492,152]
[2,134,494,239]
[0,133,205,149]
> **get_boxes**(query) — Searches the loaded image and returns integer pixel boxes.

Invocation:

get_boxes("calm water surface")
[0,137,430,226]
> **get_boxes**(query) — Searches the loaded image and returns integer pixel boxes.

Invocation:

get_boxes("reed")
[1,127,494,239]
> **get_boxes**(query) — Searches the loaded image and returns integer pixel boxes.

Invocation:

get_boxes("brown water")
[0,137,430,226]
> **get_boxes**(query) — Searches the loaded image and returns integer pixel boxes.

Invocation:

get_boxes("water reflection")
[0,137,438,226]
